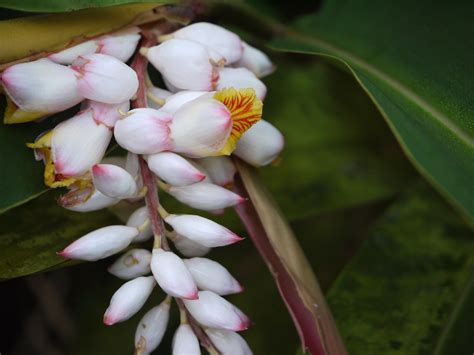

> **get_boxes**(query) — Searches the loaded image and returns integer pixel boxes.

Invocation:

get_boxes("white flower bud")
[114,108,172,154]
[184,258,243,295]
[145,39,218,91]
[161,91,210,114]
[172,324,201,355]
[72,53,138,104]
[168,22,243,64]
[170,97,232,158]
[173,234,211,257]
[235,42,275,78]
[205,329,252,355]
[103,276,156,325]
[126,206,152,242]
[2,58,83,113]
[58,225,138,261]
[52,110,112,177]
[82,100,130,128]
[92,163,138,199]
[151,248,198,299]
[135,300,170,354]
[217,67,267,100]
[60,188,119,212]
[234,120,284,166]
[165,214,242,247]
[48,40,98,64]
[147,152,206,186]
[183,291,250,331]
[168,183,245,211]
[97,27,141,62]
[108,249,152,280]
[197,156,236,186]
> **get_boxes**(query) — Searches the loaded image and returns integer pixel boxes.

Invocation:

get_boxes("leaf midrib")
[278,29,474,150]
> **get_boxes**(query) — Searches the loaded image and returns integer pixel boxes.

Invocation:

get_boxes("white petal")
[126,152,141,178]
[48,40,98,64]
[165,214,242,247]
[52,109,112,177]
[60,188,119,212]
[183,291,250,331]
[72,53,138,104]
[2,58,83,112]
[169,22,243,64]
[205,329,252,355]
[83,100,130,128]
[98,27,141,62]
[135,300,170,354]
[168,182,244,211]
[146,39,217,91]
[173,234,211,257]
[217,67,267,100]
[170,97,232,158]
[184,258,243,295]
[233,120,284,166]
[172,324,201,355]
[108,249,152,280]
[103,276,156,325]
[234,42,275,78]
[126,206,152,242]
[151,248,198,299]
[114,108,172,154]
[92,163,138,199]
[161,90,210,114]
[147,152,206,186]
[197,156,236,186]
[58,225,138,261]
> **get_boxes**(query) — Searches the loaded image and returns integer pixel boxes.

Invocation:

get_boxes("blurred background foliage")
[0,0,473,354]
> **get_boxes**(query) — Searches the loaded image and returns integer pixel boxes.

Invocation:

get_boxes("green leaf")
[0,0,174,13]
[269,0,474,223]
[0,191,120,279]
[327,182,474,354]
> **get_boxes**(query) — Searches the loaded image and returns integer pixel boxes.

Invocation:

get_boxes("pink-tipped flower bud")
[147,152,206,186]
[81,100,130,128]
[103,276,156,325]
[184,258,243,295]
[197,156,236,186]
[172,324,200,355]
[235,42,275,78]
[165,214,242,247]
[150,248,198,299]
[60,188,119,212]
[126,206,152,242]
[72,53,138,104]
[145,39,218,91]
[234,120,284,167]
[205,329,252,355]
[217,67,267,100]
[97,27,141,62]
[92,163,138,199]
[172,234,211,257]
[167,22,243,64]
[135,299,170,354]
[51,109,112,178]
[183,291,250,331]
[2,58,83,113]
[48,41,98,64]
[160,90,210,114]
[168,182,245,211]
[114,108,172,154]
[58,225,138,261]
[108,249,152,280]
[170,97,232,158]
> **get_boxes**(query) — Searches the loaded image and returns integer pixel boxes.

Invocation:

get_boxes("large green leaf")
[269,0,474,223]
[328,183,474,354]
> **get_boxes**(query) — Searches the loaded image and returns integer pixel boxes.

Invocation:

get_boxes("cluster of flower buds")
[2,21,284,354]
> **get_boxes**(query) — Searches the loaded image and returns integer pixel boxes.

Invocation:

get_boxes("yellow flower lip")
[213,87,263,156]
